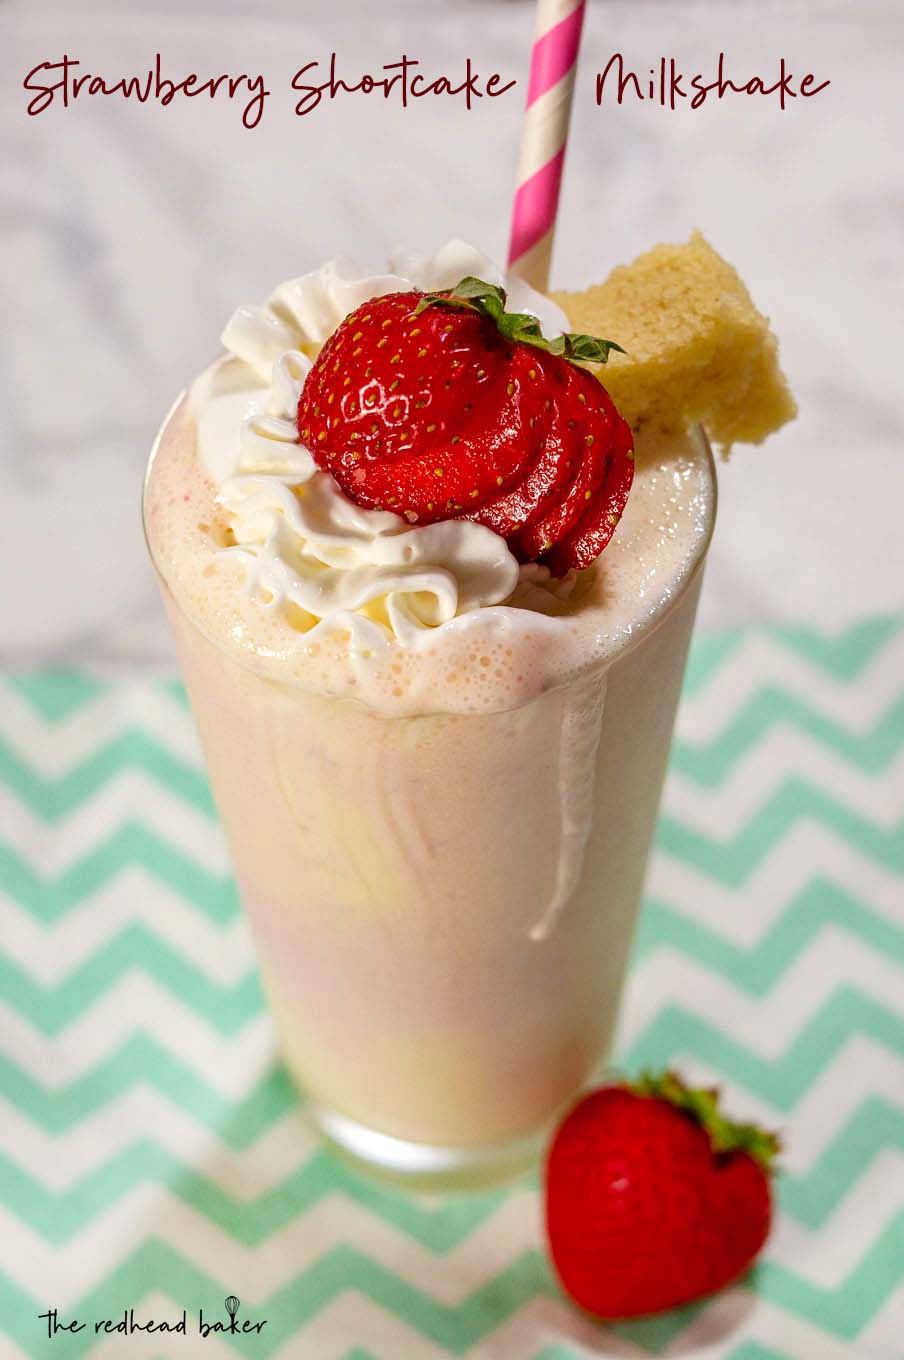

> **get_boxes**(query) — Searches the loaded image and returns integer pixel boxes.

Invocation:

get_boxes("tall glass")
[144,429,715,1186]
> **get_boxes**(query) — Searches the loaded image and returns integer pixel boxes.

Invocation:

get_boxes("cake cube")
[552,232,797,456]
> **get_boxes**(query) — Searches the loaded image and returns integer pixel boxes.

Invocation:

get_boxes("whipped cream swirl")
[189,241,569,650]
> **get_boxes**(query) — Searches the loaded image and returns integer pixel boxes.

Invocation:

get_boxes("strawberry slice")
[324,364,543,522]
[463,349,574,538]
[300,292,541,521]
[516,363,615,560]
[299,293,512,464]
[543,409,635,573]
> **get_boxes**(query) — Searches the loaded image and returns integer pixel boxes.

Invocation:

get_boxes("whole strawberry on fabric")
[297,277,634,575]
[545,1071,780,1319]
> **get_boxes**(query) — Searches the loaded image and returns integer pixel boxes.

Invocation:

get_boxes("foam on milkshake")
[146,397,711,714]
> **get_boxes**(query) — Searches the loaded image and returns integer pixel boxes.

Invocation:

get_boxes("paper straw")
[507,0,586,292]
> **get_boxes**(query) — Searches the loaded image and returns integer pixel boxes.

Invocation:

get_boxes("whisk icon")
[225,1296,240,1330]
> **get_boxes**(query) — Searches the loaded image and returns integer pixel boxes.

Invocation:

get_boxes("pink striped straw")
[507,0,587,292]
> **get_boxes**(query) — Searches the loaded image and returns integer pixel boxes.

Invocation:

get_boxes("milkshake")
[144,239,790,1181]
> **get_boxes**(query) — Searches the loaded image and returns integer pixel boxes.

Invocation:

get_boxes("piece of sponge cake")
[552,232,797,456]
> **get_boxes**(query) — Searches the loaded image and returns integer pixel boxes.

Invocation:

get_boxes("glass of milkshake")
[144,240,731,1185]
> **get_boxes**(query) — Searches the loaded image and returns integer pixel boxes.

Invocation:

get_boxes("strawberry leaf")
[630,1069,782,1173]
[415,277,626,367]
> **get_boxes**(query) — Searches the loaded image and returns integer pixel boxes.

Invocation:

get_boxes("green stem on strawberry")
[414,276,626,367]
[630,1070,781,1172]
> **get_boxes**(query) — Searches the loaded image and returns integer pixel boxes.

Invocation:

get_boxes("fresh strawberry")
[545,1071,779,1319]
[297,277,633,573]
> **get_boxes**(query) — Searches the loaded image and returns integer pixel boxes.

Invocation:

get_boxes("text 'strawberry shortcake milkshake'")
[144,237,794,1182]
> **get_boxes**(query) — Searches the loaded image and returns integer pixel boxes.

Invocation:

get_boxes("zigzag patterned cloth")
[1,617,902,1358]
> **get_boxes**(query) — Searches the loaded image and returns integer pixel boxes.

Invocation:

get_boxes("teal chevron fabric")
[1,617,903,1358]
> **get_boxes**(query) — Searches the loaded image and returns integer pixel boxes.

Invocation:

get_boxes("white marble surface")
[3,0,902,672]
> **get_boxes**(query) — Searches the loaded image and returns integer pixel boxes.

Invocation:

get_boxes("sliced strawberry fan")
[297,276,635,574]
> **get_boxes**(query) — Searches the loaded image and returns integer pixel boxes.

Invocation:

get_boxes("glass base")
[306,1101,546,1190]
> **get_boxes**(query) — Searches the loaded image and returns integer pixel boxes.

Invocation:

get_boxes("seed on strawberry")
[297,276,630,573]
[545,1070,779,1320]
